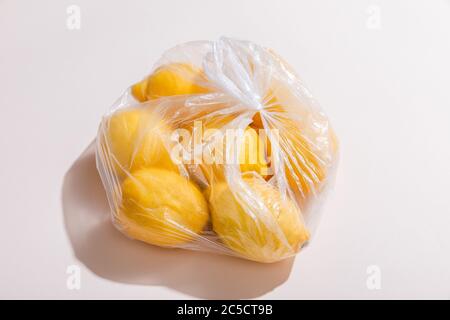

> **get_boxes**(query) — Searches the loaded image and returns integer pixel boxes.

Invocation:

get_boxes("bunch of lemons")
[100,62,336,263]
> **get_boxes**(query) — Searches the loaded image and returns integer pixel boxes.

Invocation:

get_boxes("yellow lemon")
[104,107,177,176]
[132,63,210,102]
[117,168,209,247]
[269,114,338,202]
[238,127,270,176]
[249,82,338,203]
[286,123,339,201]
[239,127,268,177]
[201,125,269,178]
[181,118,270,186]
[279,119,328,201]
[208,177,309,263]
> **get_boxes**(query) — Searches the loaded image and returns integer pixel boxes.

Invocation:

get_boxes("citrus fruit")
[104,107,177,176]
[238,127,270,176]
[201,125,269,177]
[182,120,270,186]
[117,168,209,247]
[208,176,309,263]
[249,81,338,202]
[131,63,210,102]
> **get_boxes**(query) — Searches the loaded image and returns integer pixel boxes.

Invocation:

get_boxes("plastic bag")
[96,37,339,263]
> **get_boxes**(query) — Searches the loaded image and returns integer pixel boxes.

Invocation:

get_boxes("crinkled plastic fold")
[96,37,339,263]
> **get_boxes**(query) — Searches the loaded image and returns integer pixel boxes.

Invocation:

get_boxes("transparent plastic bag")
[96,37,339,263]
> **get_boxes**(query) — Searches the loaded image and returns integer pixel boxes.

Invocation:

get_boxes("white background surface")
[1,0,450,299]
